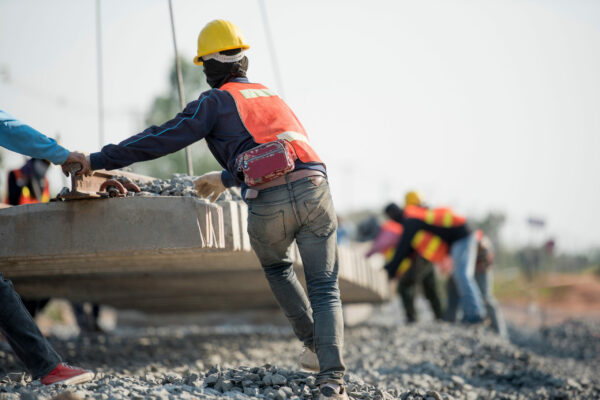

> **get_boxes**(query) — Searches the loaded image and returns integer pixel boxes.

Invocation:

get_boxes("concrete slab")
[0,197,389,312]
[0,196,222,260]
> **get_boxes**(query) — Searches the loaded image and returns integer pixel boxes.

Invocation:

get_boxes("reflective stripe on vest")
[220,82,323,164]
[411,229,449,263]
[395,257,413,278]
[404,205,466,228]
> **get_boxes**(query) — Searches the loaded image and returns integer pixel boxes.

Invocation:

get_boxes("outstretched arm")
[88,92,219,172]
[0,110,70,164]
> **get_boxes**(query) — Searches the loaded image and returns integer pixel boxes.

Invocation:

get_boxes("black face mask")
[203,56,249,88]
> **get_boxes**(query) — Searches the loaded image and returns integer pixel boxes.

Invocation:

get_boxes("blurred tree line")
[128,57,220,179]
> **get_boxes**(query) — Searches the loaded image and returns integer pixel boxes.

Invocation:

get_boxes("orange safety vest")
[7,169,50,205]
[220,82,323,164]
[403,205,466,228]
[402,205,463,263]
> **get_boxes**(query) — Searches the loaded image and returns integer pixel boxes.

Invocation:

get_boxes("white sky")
[1,0,599,252]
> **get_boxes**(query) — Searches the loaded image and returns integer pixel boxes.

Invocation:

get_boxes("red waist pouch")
[236,140,298,186]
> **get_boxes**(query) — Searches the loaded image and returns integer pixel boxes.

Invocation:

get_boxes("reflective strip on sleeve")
[443,212,454,227]
[240,88,276,99]
[425,210,435,224]
[276,131,310,144]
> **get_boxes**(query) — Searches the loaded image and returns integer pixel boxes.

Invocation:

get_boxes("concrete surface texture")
[0,197,389,312]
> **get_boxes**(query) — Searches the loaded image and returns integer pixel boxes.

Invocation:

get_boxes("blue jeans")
[0,273,61,379]
[246,175,345,385]
[475,269,508,337]
[445,270,507,336]
[450,233,486,322]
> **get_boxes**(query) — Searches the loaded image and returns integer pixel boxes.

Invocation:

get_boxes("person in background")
[0,109,94,385]
[445,230,507,337]
[369,203,443,323]
[5,158,51,206]
[5,158,53,318]
[384,200,486,323]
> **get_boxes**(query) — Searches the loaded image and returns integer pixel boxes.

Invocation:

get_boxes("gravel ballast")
[0,308,598,400]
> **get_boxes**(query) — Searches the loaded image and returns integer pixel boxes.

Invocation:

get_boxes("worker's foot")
[41,363,94,386]
[317,383,349,400]
[462,315,484,324]
[299,346,319,372]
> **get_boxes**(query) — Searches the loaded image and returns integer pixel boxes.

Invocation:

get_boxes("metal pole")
[258,0,285,98]
[168,0,194,176]
[95,0,105,148]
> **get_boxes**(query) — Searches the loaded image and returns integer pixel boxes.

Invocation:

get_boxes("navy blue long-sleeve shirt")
[90,77,325,187]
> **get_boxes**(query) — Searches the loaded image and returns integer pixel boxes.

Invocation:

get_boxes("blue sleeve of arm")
[90,92,218,171]
[0,110,70,164]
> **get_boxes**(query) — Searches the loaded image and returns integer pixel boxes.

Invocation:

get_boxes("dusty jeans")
[445,270,507,337]
[246,175,345,385]
[450,233,486,322]
[0,273,61,379]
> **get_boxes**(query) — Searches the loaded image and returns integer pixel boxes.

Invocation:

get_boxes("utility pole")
[95,0,105,148]
[258,0,285,98]
[168,0,194,176]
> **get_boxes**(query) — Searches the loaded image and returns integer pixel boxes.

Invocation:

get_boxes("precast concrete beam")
[0,196,223,262]
[0,197,389,311]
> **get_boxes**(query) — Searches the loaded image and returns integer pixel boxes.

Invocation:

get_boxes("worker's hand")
[61,152,90,177]
[193,171,226,202]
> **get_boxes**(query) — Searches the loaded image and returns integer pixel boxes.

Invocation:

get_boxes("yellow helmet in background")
[193,19,250,65]
[405,191,424,207]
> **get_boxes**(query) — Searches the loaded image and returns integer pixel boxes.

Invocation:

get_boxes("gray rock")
[263,373,273,386]
[272,373,287,385]
[244,387,260,397]
[205,373,219,386]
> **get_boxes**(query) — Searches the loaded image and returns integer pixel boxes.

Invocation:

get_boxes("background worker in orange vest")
[5,158,53,318]
[0,109,93,385]
[383,200,486,323]
[445,231,507,337]
[76,20,348,399]
[367,197,443,323]
[5,157,104,333]
[6,158,51,206]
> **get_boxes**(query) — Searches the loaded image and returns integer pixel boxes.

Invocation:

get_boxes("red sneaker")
[40,363,94,386]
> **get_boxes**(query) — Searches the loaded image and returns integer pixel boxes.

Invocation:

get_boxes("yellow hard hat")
[405,191,424,207]
[193,20,250,65]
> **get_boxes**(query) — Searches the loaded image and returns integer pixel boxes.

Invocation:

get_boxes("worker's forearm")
[0,111,70,164]
[89,96,217,171]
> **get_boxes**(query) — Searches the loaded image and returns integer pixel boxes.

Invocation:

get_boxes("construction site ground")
[0,272,598,400]
[494,271,600,327]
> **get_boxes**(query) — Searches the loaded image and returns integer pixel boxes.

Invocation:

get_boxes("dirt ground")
[497,272,600,327]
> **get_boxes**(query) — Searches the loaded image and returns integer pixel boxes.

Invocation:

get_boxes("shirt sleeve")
[0,110,70,164]
[384,220,418,273]
[89,91,219,171]
[221,170,237,188]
